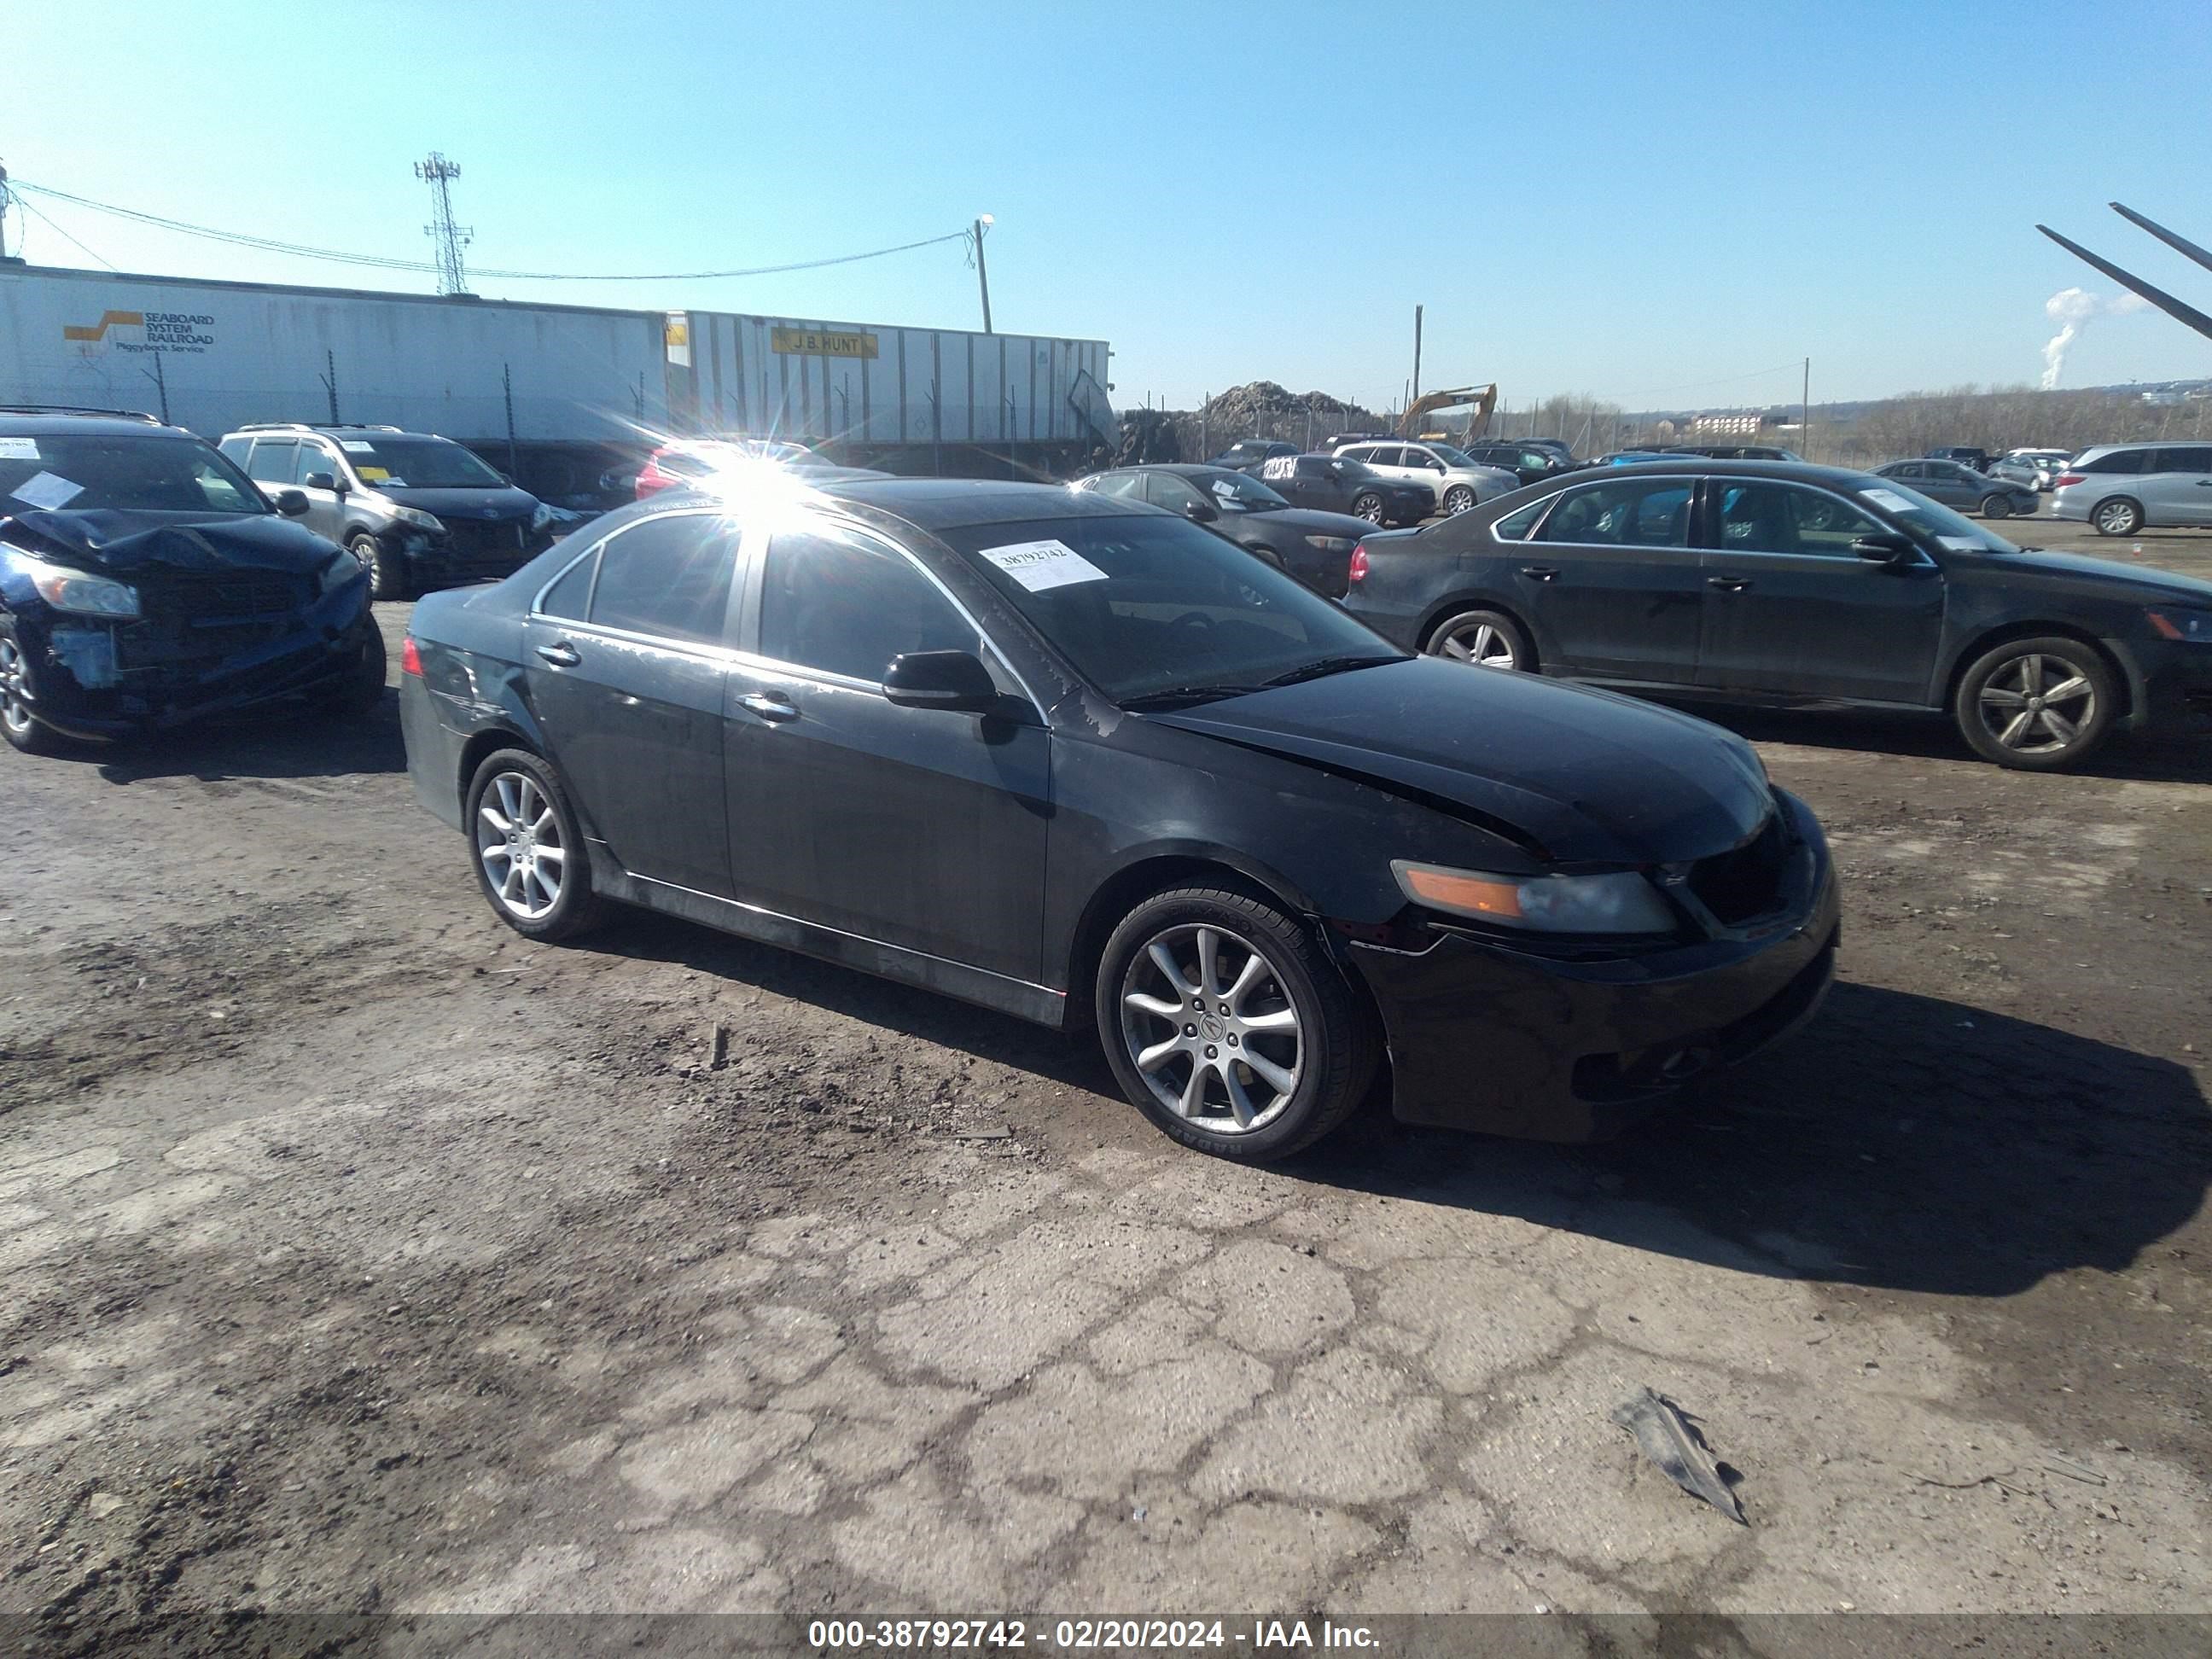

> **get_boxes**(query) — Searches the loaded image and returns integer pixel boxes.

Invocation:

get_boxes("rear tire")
[1953,636,2116,771]
[1423,607,1532,671]
[1096,886,1377,1163]
[351,532,409,601]
[1979,494,2011,520]
[2091,497,2144,537]
[464,748,607,940]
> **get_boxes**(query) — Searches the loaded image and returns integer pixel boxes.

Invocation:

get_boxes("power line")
[10,191,117,271]
[9,179,975,284]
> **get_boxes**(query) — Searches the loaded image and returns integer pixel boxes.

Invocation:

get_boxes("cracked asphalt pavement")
[3,556,2209,1644]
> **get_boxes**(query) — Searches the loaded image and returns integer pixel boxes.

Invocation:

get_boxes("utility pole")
[1411,305,1423,405]
[0,162,12,262]
[415,152,472,296]
[1802,358,1811,457]
[971,215,994,335]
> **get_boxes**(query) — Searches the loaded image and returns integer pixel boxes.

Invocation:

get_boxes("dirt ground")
[3,524,2209,1649]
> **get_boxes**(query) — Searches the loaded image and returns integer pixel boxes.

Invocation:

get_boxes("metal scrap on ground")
[1610,1387,1749,1525]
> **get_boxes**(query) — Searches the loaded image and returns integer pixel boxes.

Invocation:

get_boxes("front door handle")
[1519,565,1561,581]
[1707,575,1752,592]
[534,641,580,667]
[738,691,798,723]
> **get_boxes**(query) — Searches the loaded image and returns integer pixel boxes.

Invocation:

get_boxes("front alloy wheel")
[1954,637,2115,771]
[1352,492,1385,523]
[0,625,61,755]
[1442,486,1476,515]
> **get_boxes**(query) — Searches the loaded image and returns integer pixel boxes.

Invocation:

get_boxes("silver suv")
[2049,442,2212,536]
[217,423,556,597]
[1326,439,1519,515]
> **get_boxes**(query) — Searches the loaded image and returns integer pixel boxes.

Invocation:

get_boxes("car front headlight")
[1391,859,1677,934]
[3,550,140,618]
[530,502,555,532]
[320,550,365,596]
[1302,534,1357,551]
[2148,606,2212,643]
[390,505,443,533]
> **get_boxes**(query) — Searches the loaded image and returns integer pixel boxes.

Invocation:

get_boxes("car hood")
[1150,657,1773,865]
[1243,507,1377,539]
[375,485,540,521]
[0,509,341,576]
[1976,546,2212,602]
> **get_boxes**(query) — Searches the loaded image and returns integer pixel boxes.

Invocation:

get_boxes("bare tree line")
[1801,384,2211,467]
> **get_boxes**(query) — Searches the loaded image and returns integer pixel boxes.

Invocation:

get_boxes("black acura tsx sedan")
[400,474,1838,1161]
[1342,459,2212,771]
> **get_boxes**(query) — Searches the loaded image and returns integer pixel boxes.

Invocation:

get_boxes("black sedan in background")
[1076,464,1373,595]
[402,476,1837,1161]
[1872,458,2038,520]
[1253,452,1433,526]
[1343,459,2212,771]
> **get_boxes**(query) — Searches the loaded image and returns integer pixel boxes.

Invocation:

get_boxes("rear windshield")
[333,435,503,488]
[937,513,1399,703]
[0,433,266,515]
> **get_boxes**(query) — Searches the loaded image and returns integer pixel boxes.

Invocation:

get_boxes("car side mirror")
[303,471,337,492]
[274,489,310,517]
[882,649,999,713]
[1185,499,1220,523]
[1851,533,1916,563]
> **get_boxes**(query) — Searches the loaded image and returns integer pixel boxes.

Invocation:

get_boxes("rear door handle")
[1519,565,1561,581]
[534,641,580,667]
[738,691,798,723]
[1707,575,1752,592]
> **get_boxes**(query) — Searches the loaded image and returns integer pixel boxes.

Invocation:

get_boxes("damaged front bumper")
[9,583,377,741]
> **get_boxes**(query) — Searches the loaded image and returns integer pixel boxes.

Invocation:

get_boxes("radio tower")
[414,152,472,296]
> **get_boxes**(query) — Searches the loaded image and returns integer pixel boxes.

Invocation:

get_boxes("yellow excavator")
[1399,382,1498,443]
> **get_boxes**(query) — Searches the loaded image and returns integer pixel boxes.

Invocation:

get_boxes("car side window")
[538,547,598,620]
[1493,497,1551,539]
[246,439,298,484]
[1536,479,1691,548]
[2082,450,2142,474]
[2152,446,2212,474]
[1087,473,1145,500]
[1718,483,1882,556]
[1364,446,1400,468]
[1150,474,1208,514]
[300,445,342,485]
[1295,456,1330,478]
[585,513,739,647]
[757,526,976,684]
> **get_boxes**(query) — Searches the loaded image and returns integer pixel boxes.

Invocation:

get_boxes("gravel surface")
[3,555,2209,1645]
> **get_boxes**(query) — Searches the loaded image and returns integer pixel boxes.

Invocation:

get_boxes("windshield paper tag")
[1936,535,1982,551]
[0,438,40,461]
[9,471,85,510]
[978,538,1109,592]
[1860,487,1917,513]
[341,440,377,453]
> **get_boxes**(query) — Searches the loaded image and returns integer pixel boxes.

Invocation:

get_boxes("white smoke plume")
[2040,287,2150,390]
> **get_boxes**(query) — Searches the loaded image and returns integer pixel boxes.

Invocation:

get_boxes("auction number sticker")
[1860,487,1917,513]
[341,439,378,452]
[979,538,1109,593]
[0,437,40,460]
[9,470,85,510]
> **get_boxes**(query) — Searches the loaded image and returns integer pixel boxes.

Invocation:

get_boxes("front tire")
[2091,497,2144,537]
[1442,486,1476,515]
[465,748,606,940]
[351,533,409,601]
[324,625,387,719]
[0,617,65,755]
[1953,637,2115,771]
[1423,608,1531,671]
[1979,494,2011,520]
[1096,887,1377,1162]
[1351,492,1385,524]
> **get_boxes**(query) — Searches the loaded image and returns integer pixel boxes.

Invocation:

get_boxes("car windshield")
[0,433,267,515]
[1196,469,1290,511]
[335,436,504,488]
[1425,444,1479,468]
[939,513,1404,705]
[1856,474,2019,553]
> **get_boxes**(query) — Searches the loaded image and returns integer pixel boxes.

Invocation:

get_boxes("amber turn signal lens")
[1397,865,1522,919]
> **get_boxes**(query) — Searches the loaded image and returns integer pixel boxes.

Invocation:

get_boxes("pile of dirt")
[1113,381,1389,468]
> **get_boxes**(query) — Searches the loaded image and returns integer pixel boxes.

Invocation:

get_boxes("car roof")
[0,407,193,439]
[814,476,1143,531]
[1545,458,1889,488]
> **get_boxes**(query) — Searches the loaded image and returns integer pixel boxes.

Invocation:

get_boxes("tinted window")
[586,513,738,645]
[537,547,597,620]
[218,437,250,466]
[758,527,975,682]
[1365,446,1404,468]
[1537,478,1691,547]
[300,445,343,485]
[1493,496,1552,540]
[247,439,299,483]
[2151,447,2212,474]
[1718,483,1882,555]
[1086,473,1145,500]
[1295,456,1330,478]
[2081,449,2145,475]
[1149,474,1208,514]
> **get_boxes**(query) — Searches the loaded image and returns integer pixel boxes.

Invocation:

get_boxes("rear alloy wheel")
[1979,494,2011,520]
[2091,497,2144,537]
[1097,888,1377,1161]
[1425,608,1531,671]
[1442,485,1476,515]
[0,622,64,755]
[1352,492,1386,524]
[1953,637,2116,771]
[466,748,605,940]
[351,532,408,601]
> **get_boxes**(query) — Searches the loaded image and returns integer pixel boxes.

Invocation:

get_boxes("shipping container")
[0,263,1115,503]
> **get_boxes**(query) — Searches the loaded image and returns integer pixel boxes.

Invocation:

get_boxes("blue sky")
[5,0,2209,413]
